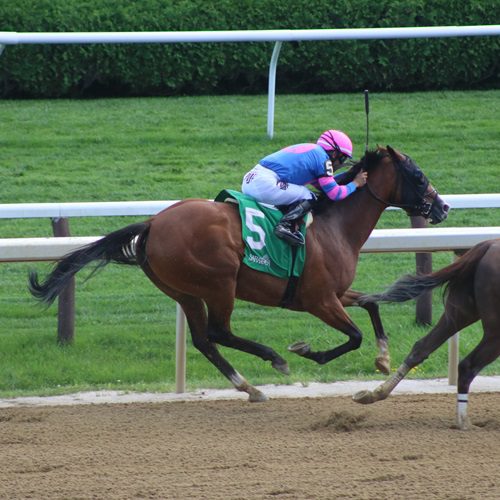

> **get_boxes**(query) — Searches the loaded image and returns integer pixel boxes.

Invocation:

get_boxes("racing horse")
[29,146,449,402]
[353,238,500,430]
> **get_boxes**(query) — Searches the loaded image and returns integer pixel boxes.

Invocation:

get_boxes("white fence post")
[267,41,283,139]
[175,303,187,393]
[448,333,459,385]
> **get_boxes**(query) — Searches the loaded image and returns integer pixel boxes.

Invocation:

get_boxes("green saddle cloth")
[214,189,307,279]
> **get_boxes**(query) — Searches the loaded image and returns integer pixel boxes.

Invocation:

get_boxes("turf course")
[0,91,499,397]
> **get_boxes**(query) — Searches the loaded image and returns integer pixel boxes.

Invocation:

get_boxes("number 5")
[245,208,266,250]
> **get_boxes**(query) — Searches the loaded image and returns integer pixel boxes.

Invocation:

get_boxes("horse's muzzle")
[428,202,449,225]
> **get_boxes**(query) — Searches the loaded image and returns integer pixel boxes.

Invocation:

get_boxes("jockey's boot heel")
[274,199,314,246]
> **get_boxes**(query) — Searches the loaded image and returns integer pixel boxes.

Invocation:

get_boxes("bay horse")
[29,146,449,402]
[353,238,500,430]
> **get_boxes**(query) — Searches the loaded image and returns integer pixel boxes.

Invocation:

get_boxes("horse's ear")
[386,145,396,157]
[386,145,404,162]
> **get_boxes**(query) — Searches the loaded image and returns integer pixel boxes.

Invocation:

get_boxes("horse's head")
[346,146,449,224]
[385,146,449,224]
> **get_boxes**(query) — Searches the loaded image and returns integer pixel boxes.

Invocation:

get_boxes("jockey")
[241,129,368,246]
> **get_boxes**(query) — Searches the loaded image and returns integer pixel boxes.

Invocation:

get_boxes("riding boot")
[274,199,315,246]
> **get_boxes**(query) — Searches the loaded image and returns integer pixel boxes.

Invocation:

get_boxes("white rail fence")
[2,226,500,262]
[0,193,498,220]
[1,194,500,392]
[1,26,499,138]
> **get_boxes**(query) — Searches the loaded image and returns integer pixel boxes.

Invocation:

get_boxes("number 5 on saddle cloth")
[214,189,309,279]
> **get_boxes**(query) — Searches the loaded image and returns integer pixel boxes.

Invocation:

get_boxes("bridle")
[364,154,439,217]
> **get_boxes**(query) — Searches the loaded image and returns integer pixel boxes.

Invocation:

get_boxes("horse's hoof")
[375,356,391,375]
[352,390,377,405]
[455,416,473,431]
[248,389,268,403]
[272,361,290,375]
[288,341,311,356]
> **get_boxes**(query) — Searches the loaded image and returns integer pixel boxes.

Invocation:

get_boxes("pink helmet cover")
[317,129,353,157]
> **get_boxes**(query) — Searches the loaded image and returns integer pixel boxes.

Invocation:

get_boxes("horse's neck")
[318,189,387,251]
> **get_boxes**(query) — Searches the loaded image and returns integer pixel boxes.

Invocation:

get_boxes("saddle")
[214,189,307,279]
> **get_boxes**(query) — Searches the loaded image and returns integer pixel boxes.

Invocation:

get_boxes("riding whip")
[364,89,369,155]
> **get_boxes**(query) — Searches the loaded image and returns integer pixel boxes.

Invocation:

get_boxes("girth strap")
[279,246,299,308]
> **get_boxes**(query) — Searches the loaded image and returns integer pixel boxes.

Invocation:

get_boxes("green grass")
[0,91,499,397]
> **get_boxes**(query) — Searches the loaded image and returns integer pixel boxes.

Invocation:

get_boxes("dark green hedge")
[1,0,499,97]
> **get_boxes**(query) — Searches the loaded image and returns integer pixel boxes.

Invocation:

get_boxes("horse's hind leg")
[342,289,390,374]
[177,295,268,403]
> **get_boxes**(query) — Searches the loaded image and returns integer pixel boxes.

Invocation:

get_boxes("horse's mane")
[343,148,387,181]
[314,147,387,213]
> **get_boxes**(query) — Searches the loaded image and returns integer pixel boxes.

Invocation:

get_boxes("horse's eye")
[412,169,428,188]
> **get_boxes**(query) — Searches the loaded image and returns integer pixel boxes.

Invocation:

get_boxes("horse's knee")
[191,334,212,353]
[207,325,230,344]
[350,331,362,350]
[191,339,206,353]
[207,331,220,343]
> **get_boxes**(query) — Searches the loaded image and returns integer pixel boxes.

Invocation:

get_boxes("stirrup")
[274,224,305,246]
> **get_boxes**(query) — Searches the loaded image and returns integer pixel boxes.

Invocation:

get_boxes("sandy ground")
[1,378,500,499]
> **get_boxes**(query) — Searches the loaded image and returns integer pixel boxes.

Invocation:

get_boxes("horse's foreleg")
[289,299,362,365]
[342,289,391,375]
[207,327,290,375]
[201,294,269,402]
[353,303,477,421]
[353,317,457,405]
[195,339,268,403]
[178,305,270,400]
[353,363,410,404]
[453,274,499,430]
[456,331,500,430]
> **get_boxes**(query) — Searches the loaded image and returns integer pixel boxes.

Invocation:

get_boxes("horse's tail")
[29,222,150,306]
[358,240,493,305]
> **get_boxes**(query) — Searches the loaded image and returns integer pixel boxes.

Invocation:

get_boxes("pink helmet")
[317,129,353,158]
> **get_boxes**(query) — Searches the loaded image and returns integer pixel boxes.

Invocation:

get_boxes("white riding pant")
[241,164,314,206]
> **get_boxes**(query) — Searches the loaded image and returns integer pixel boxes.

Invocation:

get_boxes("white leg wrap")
[381,363,409,393]
[457,393,469,414]
[457,393,469,429]
[230,371,246,388]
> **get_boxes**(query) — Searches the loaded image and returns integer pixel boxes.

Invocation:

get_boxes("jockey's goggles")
[332,148,349,165]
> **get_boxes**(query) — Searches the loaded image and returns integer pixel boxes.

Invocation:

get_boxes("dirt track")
[1,393,499,499]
